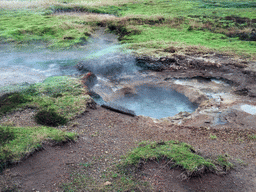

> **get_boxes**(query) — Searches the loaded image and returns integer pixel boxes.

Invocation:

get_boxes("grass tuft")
[49,4,123,16]
[0,92,31,117]
[0,125,77,171]
[215,155,233,172]
[0,126,15,146]
[123,140,216,177]
[210,134,217,140]
[0,76,89,126]
[248,134,256,141]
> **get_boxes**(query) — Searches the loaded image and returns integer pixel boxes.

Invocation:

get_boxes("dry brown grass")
[54,12,117,23]
[0,0,54,9]
[0,0,143,9]
[127,40,218,58]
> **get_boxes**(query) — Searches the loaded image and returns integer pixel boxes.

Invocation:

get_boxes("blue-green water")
[114,85,197,119]
[0,33,198,118]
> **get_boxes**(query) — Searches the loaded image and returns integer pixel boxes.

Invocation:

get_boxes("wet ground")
[1,30,256,191]
[0,106,255,191]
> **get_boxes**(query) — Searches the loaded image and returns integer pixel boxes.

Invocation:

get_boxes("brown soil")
[1,53,256,192]
[1,105,256,191]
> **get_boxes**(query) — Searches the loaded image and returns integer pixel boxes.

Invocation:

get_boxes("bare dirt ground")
[0,105,256,191]
[1,53,256,191]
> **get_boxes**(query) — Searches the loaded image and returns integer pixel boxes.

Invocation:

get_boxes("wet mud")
[1,29,256,191]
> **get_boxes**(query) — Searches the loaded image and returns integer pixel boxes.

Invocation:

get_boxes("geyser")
[112,84,198,119]
[0,31,198,119]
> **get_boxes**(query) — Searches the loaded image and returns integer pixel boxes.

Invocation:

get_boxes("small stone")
[104,181,112,186]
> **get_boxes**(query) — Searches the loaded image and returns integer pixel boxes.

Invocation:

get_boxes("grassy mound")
[0,10,93,48]
[0,125,76,171]
[0,92,31,117]
[122,141,232,178]
[0,76,89,126]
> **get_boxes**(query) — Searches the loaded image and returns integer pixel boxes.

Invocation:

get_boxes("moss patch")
[122,141,232,177]
[0,76,89,126]
[0,125,76,171]
[0,92,31,117]
[0,10,93,48]
[1,0,256,58]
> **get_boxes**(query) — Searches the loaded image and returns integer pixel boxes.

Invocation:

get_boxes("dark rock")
[86,99,97,109]
[249,31,256,41]
[248,91,256,97]
[81,72,98,89]
[101,102,136,117]
[76,54,134,77]
[136,57,166,71]
[163,47,176,53]
[234,87,248,96]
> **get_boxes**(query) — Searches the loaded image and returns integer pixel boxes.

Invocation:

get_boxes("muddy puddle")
[1,30,256,123]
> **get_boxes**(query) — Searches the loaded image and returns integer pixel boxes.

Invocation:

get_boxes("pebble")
[104,181,112,186]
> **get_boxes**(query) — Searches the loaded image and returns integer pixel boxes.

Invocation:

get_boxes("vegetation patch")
[0,125,76,172]
[210,134,217,140]
[0,76,89,126]
[61,158,151,192]
[113,0,256,59]
[0,92,31,117]
[248,134,256,141]
[48,4,124,16]
[61,141,233,190]
[198,0,256,9]
[0,10,93,48]
[122,141,232,178]
[214,155,233,172]
[0,0,256,58]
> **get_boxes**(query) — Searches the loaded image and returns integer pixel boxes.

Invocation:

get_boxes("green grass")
[248,134,256,141]
[123,141,216,176]
[119,0,256,18]
[0,76,89,126]
[215,155,233,171]
[0,125,76,171]
[198,0,256,9]
[117,21,255,58]
[0,0,255,58]
[123,141,233,176]
[0,92,32,117]
[61,159,151,192]
[48,4,124,16]
[210,134,217,140]
[107,0,256,58]
[0,10,93,48]
[0,3,125,47]
[61,171,150,192]
[61,140,233,191]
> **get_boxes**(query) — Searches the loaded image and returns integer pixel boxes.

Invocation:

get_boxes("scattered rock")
[135,57,172,71]
[81,72,98,89]
[234,87,248,96]
[86,98,97,109]
[101,102,136,117]
[163,46,176,53]
[104,181,112,186]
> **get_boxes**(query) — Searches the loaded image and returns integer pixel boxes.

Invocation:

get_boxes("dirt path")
[1,106,256,191]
